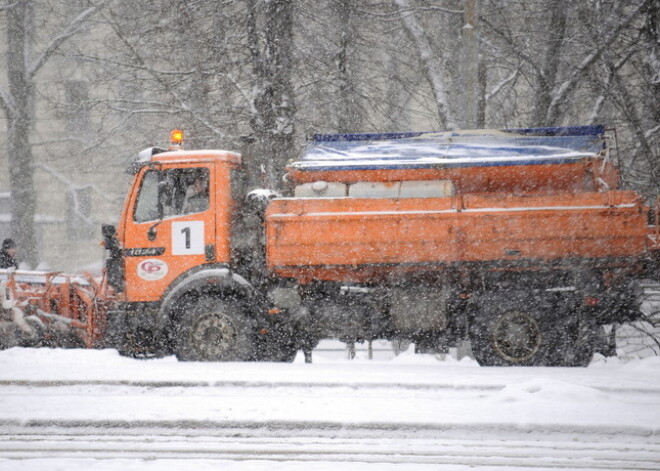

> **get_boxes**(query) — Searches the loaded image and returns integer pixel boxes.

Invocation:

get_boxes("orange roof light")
[170,129,184,147]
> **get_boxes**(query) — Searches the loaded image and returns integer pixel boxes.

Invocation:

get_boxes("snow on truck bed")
[290,125,607,172]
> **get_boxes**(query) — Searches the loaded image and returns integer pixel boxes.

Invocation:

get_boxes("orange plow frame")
[0,269,116,348]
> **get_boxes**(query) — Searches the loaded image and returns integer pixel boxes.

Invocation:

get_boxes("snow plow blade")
[0,269,114,349]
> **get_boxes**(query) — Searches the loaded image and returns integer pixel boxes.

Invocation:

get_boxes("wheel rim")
[492,311,541,363]
[191,312,238,359]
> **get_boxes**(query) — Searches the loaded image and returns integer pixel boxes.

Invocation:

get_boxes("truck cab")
[118,148,239,303]
[102,132,278,360]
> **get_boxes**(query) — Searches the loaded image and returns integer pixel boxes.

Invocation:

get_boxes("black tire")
[469,291,594,367]
[174,295,256,361]
[117,328,168,359]
[562,317,597,367]
[256,316,299,362]
[258,339,298,362]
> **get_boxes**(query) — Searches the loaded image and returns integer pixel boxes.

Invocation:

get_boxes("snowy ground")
[0,342,659,470]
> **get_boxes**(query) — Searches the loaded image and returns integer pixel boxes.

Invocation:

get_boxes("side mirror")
[101,224,116,239]
[102,224,121,255]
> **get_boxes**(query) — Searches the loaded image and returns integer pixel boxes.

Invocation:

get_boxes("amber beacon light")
[170,129,184,147]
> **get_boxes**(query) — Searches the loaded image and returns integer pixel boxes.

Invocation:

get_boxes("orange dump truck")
[3,126,658,365]
[95,125,658,366]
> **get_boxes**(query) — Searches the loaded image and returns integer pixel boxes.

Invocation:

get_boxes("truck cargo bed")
[266,190,649,282]
[285,126,619,194]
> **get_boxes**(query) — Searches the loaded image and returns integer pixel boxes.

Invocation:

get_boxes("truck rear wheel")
[490,310,542,364]
[469,291,594,367]
[174,295,256,361]
[562,317,596,367]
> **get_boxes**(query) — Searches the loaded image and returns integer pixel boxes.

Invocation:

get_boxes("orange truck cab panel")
[116,149,240,303]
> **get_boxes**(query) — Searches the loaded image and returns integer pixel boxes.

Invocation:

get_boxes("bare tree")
[393,0,459,130]
[462,0,480,128]
[482,0,653,127]
[0,0,105,267]
[247,0,296,188]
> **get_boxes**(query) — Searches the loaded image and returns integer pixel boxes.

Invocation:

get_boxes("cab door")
[122,164,216,303]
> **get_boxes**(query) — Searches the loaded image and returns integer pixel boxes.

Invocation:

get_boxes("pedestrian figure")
[0,238,18,269]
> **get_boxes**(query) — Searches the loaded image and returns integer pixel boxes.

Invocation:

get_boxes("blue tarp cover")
[291,126,607,172]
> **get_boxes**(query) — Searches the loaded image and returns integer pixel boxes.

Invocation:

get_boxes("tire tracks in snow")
[2,378,660,396]
[2,375,659,468]
[1,423,659,469]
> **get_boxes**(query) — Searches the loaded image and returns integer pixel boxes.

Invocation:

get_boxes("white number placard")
[172,221,205,255]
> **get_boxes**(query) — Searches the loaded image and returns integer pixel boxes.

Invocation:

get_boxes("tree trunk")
[336,0,361,133]
[247,0,296,189]
[532,0,567,126]
[6,0,38,267]
[462,0,480,129]
[394,0,458,131]
[644,0,660,146]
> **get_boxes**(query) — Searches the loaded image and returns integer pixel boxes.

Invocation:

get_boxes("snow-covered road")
[0,346,659,470]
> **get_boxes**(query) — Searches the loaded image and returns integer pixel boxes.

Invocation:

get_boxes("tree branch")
[544,0,652,124]
[0,83,17,117]
[35,164,123,219]
[102,10,225,139]
[393,0,458,130]
[0,0,23,11]
[28,2,108,79]
[485,66,520,103]
[585,48,636,125]
[480,16,544,80]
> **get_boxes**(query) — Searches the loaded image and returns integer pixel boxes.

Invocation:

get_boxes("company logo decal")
[137,258,169,281]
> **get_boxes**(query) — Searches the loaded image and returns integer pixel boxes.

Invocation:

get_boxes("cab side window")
[133,168,210,223]
[180,170,209,215]
[162,168,210,216]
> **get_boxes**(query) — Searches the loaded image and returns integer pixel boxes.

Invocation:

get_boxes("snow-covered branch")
[0,83,17,117]
[0,0,22,11]
[225,72,257,116]
[485,67,520,103]
[68,53,199,76]
[360,5,464,19]
[34,163,122,228]
[393,0,458,130]
[586,95,605,126]
[544,0,652,124]
[102,12,225,140]
[29,2,108,79]
[480,17,545,80]
[645,125,660,140]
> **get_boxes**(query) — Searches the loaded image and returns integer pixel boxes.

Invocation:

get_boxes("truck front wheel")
[174,295,256,361]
